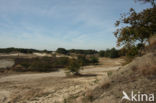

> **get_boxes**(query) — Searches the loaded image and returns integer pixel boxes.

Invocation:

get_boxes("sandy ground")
[0,59,14,69]
[0,58,124,103]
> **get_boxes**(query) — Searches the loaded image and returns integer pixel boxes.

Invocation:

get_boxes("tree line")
[56,48,97,55]
[0,47,51,53]
[56,48,123,58]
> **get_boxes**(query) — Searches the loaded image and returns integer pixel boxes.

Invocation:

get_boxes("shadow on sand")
[78,73,97,77]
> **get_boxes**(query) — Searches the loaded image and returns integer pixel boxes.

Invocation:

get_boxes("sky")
[0,0,152,50]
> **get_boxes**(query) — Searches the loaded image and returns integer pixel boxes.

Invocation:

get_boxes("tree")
[135,0,156,7]
[114,5,156,52]
[77,55,89,66]
[89,56,99,64]
[68,49,97,55]
[56,48,68,55]
[99,48,120,58]
[99,50,105,57]
[67,59,82,75]
[109,48,119,58]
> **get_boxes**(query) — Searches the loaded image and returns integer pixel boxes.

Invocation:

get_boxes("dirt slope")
[79,53,156,103]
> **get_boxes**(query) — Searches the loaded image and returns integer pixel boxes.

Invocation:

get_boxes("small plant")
[107,71,113,77]
[93,78,99,84]
[77,55,89,66]
[89,56,99,64]
[64,99,67,103]
[67,59,82,75]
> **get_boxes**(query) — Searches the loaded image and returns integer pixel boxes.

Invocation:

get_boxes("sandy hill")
[72,49,156,103]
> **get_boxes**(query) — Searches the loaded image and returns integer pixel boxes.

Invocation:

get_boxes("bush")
[67,59,82,75]
[99,48,119,58]
[66,55,99,75]
[52,57,70,68]
[12,55,98,73]
[126,46,139,57]
[77,55,99,66]
[77,55,89,66]
[29,61,55,72]
[56,48,68,55]
[0,47,50,53]
[69,49,97,55]
[13,57,70,72]
[89,56,99,64]
[99,50,105,57]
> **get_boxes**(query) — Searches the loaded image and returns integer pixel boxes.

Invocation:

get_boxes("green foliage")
[126,46,139,57]
[99,48,119,58]
[0,47,51,53]
[77,55,89,66]
[14,57,70,72]
[99,50,105,57]
[53,57,70,67]
[114,1,156,56]
[89,56,99,64]
[77,55,99,66]
[109,48,119,58]
[56,48,97,55]
[66,55,99,75]
[13,54,99,73]
[67,59,81,75]
[114,7,156,47]
[118,46,140,57]
[29,60,54,72]
[56,48,68,55]
[69,49,97,55]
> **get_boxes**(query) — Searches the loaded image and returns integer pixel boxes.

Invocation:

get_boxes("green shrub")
[0,47,52,53]
[126,46,139,57]
[98,48,119,58]
[68,49,97,55]
[13,55,98,73]
[53,57,70,68]
[29,61,55,72]
[89,56,99,64]
[77,55,89,66]
[67,59,82,75]
[14,57,70,72]
[99,50,105,57]
[56,48,68,55]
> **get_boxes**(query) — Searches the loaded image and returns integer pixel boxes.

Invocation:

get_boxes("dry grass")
[121,56,134,66]
[145,42,156,53]
[132,53,156,76]
[83,79,111,103]
[149,35,156,45]
[79,52,156,103]
[141,65,156,76]
[145,35,156,53]
[100,81,110,89]
[0,57,123,103]
[9,88,44,103]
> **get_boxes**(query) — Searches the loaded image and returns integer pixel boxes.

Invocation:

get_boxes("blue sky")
[0,0,151,50]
